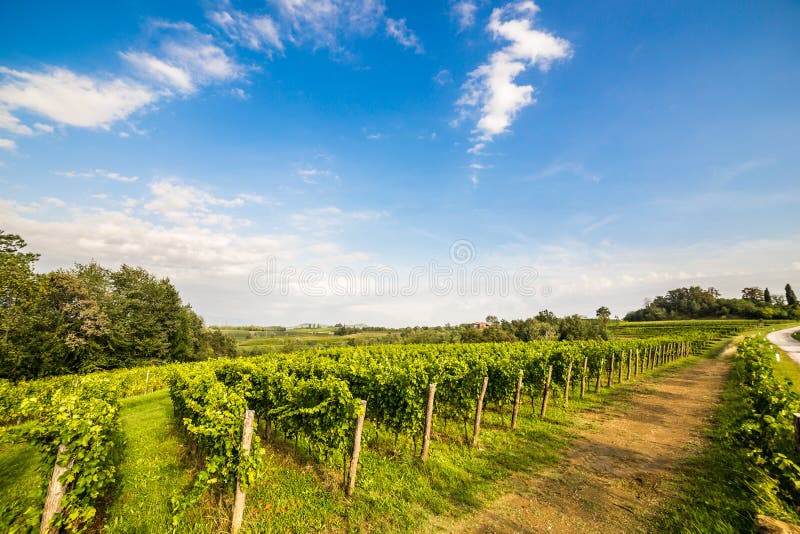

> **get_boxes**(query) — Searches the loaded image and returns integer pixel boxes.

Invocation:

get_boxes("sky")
[1,0,799,327]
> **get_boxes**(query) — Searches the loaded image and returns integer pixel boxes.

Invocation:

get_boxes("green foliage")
[0,229,237,380]
[626,285,800,321]
[14,377,122,533]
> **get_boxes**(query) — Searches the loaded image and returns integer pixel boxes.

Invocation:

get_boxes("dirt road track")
[436,348,734,533]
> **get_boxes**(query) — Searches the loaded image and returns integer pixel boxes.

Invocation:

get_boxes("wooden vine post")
[41,444,74,534]
[346,400,367,496]
[792,414,800,459]
[472,376,489,448]
[540,365,553,418]
[564,362,573,407]
[635,349,640,377]
[144,369,150,394]
[595,361,603,393]
[231,410,255,534]
[421,384,436,461]
[626,351,632,381]
[617,353,623,383]
[607,354,615,387]
[511,370,523,430]
[580,357,588,399]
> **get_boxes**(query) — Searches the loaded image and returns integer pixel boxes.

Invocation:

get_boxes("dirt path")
[437,348,733,534]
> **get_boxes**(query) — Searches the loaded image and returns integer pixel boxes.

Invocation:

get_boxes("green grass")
[103,390,198,533]
[0,436,44,531]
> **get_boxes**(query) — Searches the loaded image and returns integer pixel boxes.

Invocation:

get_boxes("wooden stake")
[617,353,623,383]
[231,410,255,534]
[41,445,74,534]
[346,400,367,496]
[144,369,150,394]
[540,365,553,418]
[511,371,523,430]
[421,384,436,460]
[607,354,615,387]
[580,357,588,399]
[472,376,489,447]
[564,362,573,407]
[793,413,800,459]
[626,351,632,381]
[595,361,603,393]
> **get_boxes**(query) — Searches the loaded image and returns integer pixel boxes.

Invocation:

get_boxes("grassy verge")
[0,435,44,531]
[652,326,800,532]
[103,390,199,533]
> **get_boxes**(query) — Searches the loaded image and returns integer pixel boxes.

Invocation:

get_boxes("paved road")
[767,326,800,365]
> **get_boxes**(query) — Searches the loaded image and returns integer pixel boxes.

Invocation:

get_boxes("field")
[1,320,798,533]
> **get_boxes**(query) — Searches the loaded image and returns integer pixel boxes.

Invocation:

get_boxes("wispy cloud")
[121,21,243,94]
[386,18,424,53]
[208,4,283,52]
[456,1,571,151]
[433,69,453,86]
[54,169,140,183]
[270,0,386,52]
[452,1,479,31]
[290,206,387,232]
[531,161,600,183]
[0,138,16,151]
[581,214,619,234]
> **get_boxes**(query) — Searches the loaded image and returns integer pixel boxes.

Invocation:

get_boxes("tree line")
[624,285,800,321]
[0,230,236,380]
[333,308,612,345]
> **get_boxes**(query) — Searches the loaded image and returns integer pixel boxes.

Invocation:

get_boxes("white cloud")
[0,66,156,129]
[0,106,33,135]
[209,7,283,52]
[270,0,386,51]
[33,123,54,133]
[290,206,387,232]
[532,161,600,183]
[457,1,571,148]
[143,178,265,228]
[120,52,195,93]
[44,197,65,207]
[54,168,139,183]
[386,18,423,53]
[0,138,16,151]
[121,22,243,94]
[433,69,453,86]
[452,1,478,31]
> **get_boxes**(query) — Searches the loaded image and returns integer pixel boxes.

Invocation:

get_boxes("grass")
[0,435,44,531]
[103,390,199,533]
[651,325,800,533]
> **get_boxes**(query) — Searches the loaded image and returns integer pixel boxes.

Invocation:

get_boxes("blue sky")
[1,0,798,326]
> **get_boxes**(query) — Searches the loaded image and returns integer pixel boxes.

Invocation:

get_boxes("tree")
[741,287,765,303]
[787,284,798,307]
[536,309,558,324]
[596,306,611,323]
[764,288,771,304]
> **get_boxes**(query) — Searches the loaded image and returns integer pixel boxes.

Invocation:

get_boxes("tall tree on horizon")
[787,284,799,307]
[764,288,771,304]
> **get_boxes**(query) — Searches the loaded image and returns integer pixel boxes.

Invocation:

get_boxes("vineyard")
[0,321,791,532]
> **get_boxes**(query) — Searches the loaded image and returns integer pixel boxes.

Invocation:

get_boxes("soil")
[435,346,734,533]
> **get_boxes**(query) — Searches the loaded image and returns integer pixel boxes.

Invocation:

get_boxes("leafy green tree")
[741,287,765,302]
[764,287,771,304]
[787,284,798,307]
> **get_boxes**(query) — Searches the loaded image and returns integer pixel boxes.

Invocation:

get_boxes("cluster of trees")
[624,285,800,321]
[0,230,236,380]
[337,308,612,345]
